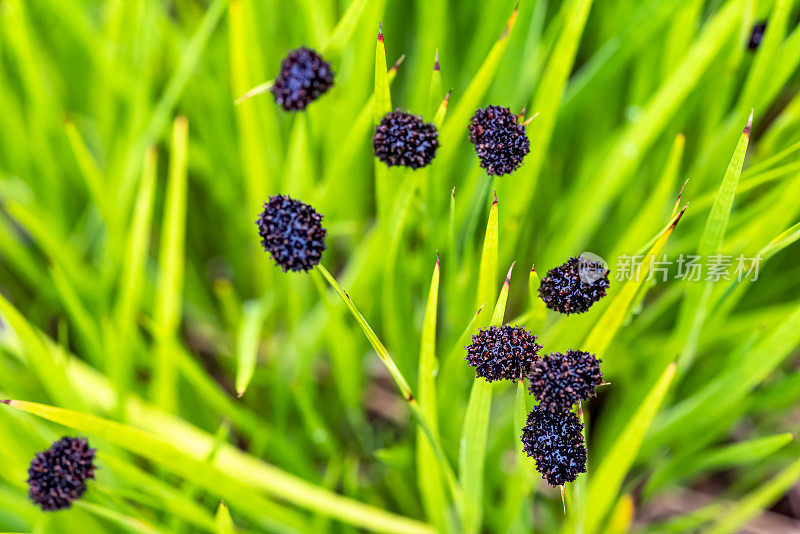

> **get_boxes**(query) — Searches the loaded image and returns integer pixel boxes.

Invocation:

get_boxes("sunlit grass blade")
[0,400,307,534]
[583,362,677,533]
[233,80,274,105]
[215,502,235,534]
[675,112,752,374]
[417,256,451,532]
[152,116,189,413]
[74,501,162,534]
[583,204,687,358]
[2,399,436,534]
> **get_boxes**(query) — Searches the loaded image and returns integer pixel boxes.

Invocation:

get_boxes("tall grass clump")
[1,0,800,533]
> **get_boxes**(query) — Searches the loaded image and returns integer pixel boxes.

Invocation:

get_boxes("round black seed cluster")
[465,325,542,382]
[538,257,610,315]
[256,195,327,273]
[521,406,587,486]
[373,110,439,169]
[271,47,334,111]
[529,350,603,412]
[468,105,530,176]
[27,437,96,511]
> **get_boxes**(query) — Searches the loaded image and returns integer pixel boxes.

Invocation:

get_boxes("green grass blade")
[676,112,752,374]
[708,457,800,534]
[315,265,461,507]
[234,298,269,397]
[215,502,235,534]
[417,256,450,531]
[152,116,189,413]
[459,260,513,534]
[322,0,372,58]
[583,205,687,358]
[583,362,677,533]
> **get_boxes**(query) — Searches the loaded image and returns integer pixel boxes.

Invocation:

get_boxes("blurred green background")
[1,0,800,532]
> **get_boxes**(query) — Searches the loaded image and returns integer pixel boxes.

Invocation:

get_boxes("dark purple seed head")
[528,350,603,412]
[373,110,439,169]
[468,105,530,176]
[748,22,767,51]
[538,257,609,315]
[27,437,96,511]
[256,195,327,273]
[521,406,587,486]
[271,47,334,111]
[465,325,542,382]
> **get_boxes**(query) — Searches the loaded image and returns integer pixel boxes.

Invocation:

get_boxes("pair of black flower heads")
[371,104,531,174]
[27,436,97,511]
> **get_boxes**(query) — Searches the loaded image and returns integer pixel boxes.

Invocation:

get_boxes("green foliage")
[1,0,800,533]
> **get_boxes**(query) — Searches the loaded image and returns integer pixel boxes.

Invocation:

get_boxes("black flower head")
[27,437,96,511]
[271,47,334,111]
[373,110,439,169]
[465,325,542,382]
[538,257,610,315]
[521,406,587,486]
[256,195,327,273]
[748,22,767,51]
[468,105,530,176]
[528,350,603,412]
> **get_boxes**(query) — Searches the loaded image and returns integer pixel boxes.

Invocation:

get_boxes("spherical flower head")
[373,110,439,169]
[538,257,609,315]
[464,325,542,382]
[256,195,327,273]
[528,350,603,412]
[271,47,334,111]
[468,105,530,176]
[27,437,96,511]
[521,406,587,486]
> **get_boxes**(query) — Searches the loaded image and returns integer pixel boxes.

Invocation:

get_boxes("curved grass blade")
[315,265,462,509]
[0,400,306,534]
[583,362,677,533]
[1,399,435,534]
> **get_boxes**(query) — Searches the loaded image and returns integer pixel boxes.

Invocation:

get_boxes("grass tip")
[493,190,498,205]
[0,399,10,405]
[378,21,384,42]
[434,48,440,71]
[522,112,539,127]
[744,109,753,137]
[504,261,516,285]
[391,54,406,71]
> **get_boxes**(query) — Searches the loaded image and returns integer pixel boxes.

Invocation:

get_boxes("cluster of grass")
[1,0,800,532]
